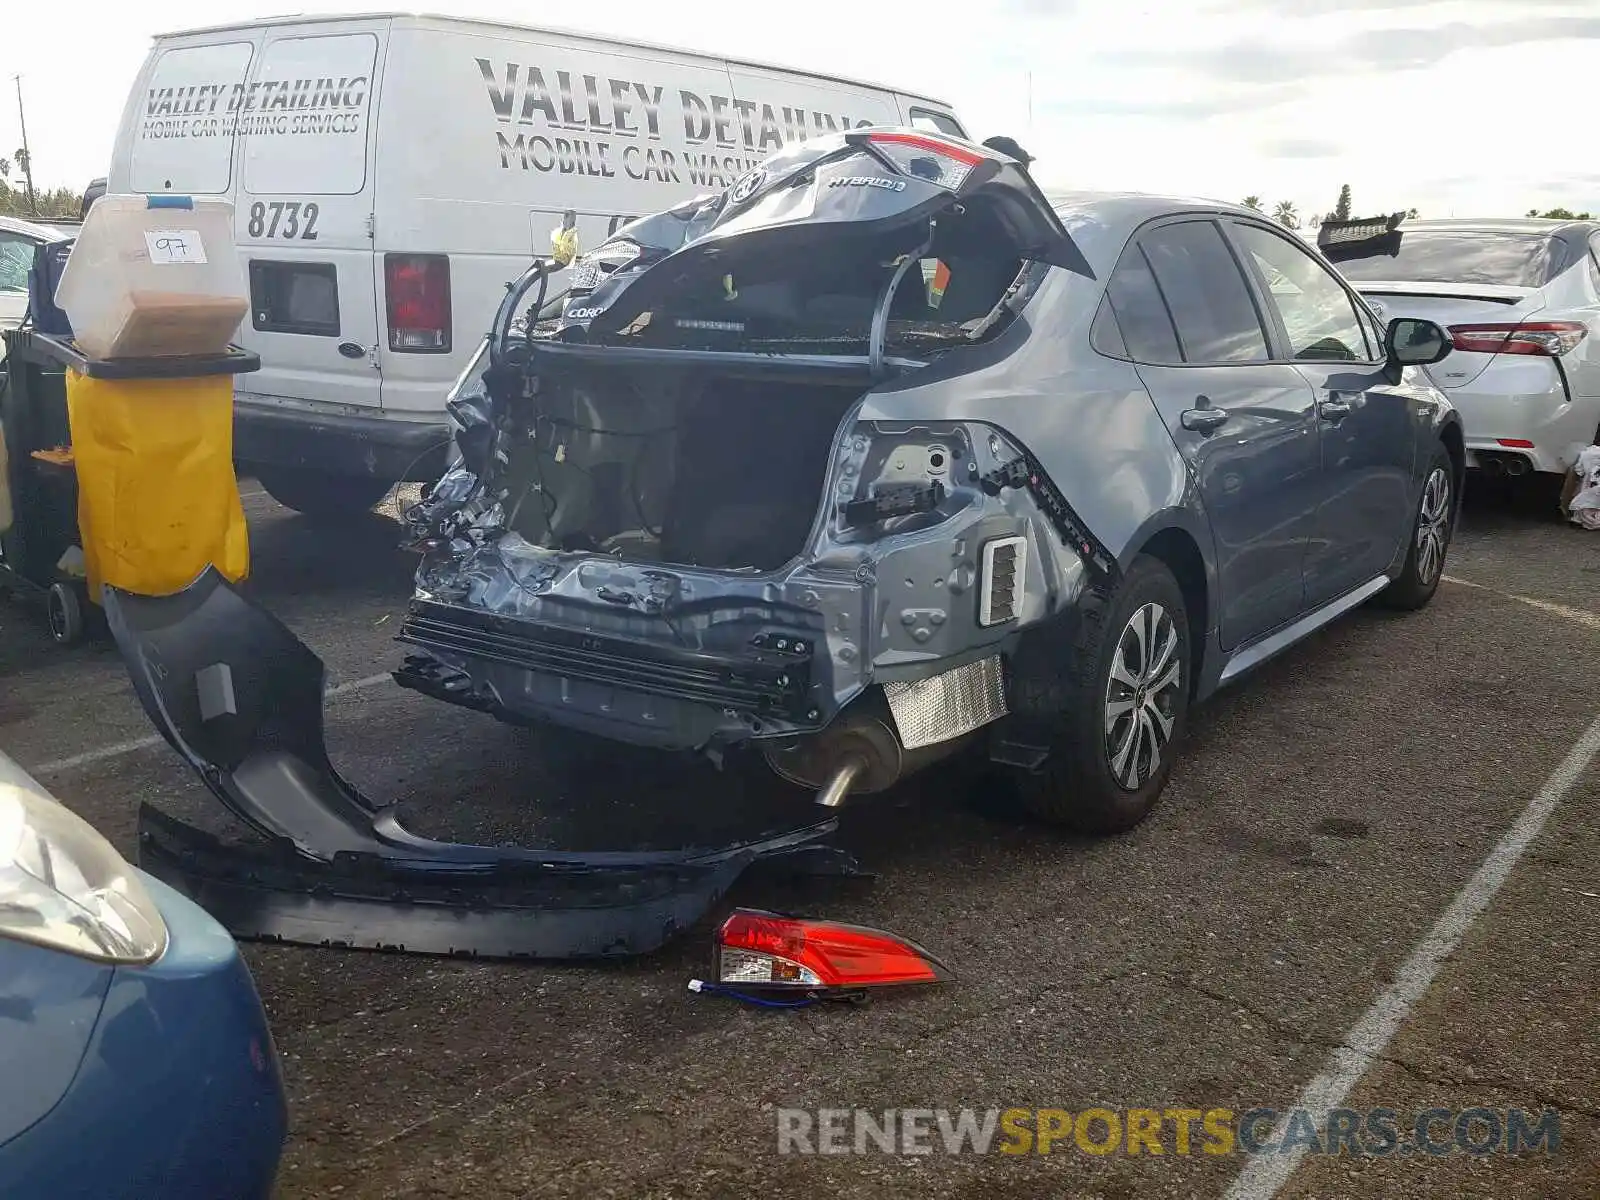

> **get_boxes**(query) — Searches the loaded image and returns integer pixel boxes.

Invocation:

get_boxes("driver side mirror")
[1385,317,1452,367]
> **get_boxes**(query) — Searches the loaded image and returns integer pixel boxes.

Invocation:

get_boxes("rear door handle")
[1181,405,1230,434]
[1318,395,1353,423]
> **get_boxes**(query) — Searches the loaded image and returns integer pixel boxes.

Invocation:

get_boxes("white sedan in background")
[1,213,71,363]
[1328,216,1600,480]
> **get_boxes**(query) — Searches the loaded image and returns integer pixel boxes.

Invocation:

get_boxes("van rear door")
[126,37,257,199]
[235,19,389,415]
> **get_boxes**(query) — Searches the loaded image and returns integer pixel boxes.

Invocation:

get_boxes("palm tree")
[1272,200,1299,230]
[1241,195,1263,211]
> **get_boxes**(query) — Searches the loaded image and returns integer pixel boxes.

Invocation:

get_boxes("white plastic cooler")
[54,194,249,359]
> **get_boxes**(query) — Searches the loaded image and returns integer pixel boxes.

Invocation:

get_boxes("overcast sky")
[3,0,1597,218]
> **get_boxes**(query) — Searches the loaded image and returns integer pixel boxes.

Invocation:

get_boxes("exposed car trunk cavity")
[499,367,865,572]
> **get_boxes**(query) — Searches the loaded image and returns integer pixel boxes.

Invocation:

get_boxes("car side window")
[1102,241,1182,363]
[1231,223,1372,362]
[1138,220,1270,363]
[0,233,33,294]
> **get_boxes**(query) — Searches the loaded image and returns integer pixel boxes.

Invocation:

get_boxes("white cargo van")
[103,13,970,517]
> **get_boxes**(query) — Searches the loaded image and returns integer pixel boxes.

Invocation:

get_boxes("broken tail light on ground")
[688,908,953,1005]
[1445,321,1588,357]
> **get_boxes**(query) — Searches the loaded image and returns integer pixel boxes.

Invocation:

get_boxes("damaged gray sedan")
[394,126,1465,834]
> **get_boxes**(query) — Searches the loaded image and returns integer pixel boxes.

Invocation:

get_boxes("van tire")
[1013,555,1190,835]
[255,467,393,521]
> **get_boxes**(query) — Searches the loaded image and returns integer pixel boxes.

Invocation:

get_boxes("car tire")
[255,467,394,521]
[1014,554,1190,835]
[1375,444,1455,611]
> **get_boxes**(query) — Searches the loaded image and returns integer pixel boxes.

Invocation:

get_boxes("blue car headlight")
[0,757,168,965]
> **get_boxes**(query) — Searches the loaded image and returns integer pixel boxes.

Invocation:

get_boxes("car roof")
[1042,189,1295,270]
[151,12,954,110]
[1395,216,1600,238]
[0,213,63,241]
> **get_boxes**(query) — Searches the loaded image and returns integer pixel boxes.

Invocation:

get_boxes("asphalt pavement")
[1,474,1595,1200]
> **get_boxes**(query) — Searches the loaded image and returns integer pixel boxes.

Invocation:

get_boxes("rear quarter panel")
[859,267,1199,579]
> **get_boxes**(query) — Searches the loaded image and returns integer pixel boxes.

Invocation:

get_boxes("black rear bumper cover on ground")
[104,568,857,959]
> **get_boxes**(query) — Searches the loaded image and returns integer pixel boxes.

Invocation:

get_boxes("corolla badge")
[729,168,766,204]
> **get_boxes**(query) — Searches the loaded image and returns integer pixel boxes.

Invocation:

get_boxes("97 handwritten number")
[248,201,320,240]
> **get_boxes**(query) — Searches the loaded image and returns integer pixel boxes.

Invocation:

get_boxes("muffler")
[766,705,975,807]
[765,656,1009,807]
[1505,456,1531,476]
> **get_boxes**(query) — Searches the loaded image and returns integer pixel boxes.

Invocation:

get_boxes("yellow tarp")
[65,370,249,602]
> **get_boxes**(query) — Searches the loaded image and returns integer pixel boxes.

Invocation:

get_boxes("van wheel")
[255,467,393,520]
[1013,555,1190,834]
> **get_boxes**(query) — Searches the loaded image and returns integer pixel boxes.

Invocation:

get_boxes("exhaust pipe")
[765,700,978,808]
[1505,456,1531,476]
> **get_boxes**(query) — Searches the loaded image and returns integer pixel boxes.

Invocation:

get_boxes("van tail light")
[696,909,953,998]
[1446,321,1587,357]
[385,253,451,352]
[856,130,983,190]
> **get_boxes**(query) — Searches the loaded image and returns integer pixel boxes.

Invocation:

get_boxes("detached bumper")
[233,395,450,482]
[101,569,855,960]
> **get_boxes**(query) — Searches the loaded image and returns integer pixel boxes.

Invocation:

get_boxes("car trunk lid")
[561,126,1091,346]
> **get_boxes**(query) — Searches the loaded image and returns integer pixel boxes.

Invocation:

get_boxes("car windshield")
[0,235,36,293]
[1332,231,1554,287]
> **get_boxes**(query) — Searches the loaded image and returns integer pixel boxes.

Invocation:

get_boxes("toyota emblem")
[729,168,766,204]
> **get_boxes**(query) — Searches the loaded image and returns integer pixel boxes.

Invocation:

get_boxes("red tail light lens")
[385,253,452,353]
[716,909,952,989]
[1496,438,1536,448]
[1445,321,1587,357]
[862,130,983,190]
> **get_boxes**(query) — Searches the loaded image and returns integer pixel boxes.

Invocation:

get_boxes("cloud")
[1261,138,1342,159]
[1110,15,1600,83]
[1046,82,1307,120]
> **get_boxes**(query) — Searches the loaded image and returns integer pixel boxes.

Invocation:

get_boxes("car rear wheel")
[255,466,394,521]
[1376,445,1455,611]
[1014,554,1190,834]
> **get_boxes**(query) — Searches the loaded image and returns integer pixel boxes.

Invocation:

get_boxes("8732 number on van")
[247,201,321,240]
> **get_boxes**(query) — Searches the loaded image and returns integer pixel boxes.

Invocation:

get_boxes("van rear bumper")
[233,398,450,482]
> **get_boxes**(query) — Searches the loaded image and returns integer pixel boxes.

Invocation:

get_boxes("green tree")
[1272,199,1300,230]
[1241,195,1263,211]
[1406,208,1419,219]
[1333,183,1352,222]
[1526,206,1593,219]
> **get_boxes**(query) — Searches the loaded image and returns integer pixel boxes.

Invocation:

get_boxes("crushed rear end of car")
[102,128,1111,959]
[395,127,1104,804]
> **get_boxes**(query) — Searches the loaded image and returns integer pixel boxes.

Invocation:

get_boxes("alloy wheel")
[1104,602,1182,790]
[1416,466,1451,586]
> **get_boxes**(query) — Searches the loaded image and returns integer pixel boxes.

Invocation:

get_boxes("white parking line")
[1443,574,1600,632]
[1225,706,1600,1200]
[23,672,393,777]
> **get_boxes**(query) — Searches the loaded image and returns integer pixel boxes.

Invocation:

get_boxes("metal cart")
[0,328,259,645]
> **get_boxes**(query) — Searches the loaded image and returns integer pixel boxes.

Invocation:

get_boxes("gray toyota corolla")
[398,126,1464,836]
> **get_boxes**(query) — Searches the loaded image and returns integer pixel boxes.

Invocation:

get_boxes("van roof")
[151,11,955,110]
